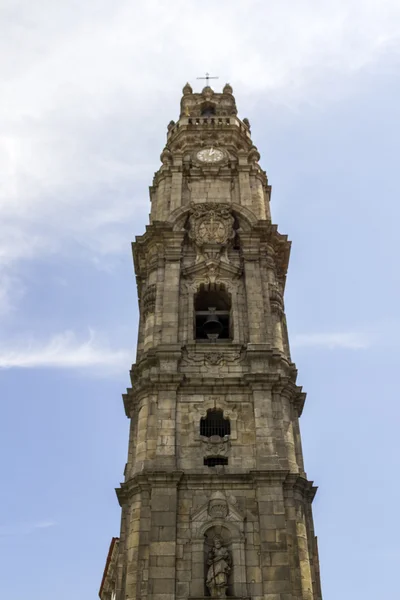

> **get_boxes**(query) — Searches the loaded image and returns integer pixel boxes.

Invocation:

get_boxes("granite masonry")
[99,83,323,600]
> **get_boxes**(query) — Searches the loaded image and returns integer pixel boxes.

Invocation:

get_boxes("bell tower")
[100,83,323,600]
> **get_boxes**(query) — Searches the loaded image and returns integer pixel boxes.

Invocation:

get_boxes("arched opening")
[201,103,216,116]
[194,283,232,340]
[200,409,231,437]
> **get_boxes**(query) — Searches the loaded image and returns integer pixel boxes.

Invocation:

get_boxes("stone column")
[161,237,183,344]
[254,474,291,598]
[154,174,172,221]
[153,253,165,347]
[279,384,299,473]
[230,282,241,343]
[189,539,204,597]
[237,156,252,209]
[170,155,183,213]
[242,249,267,344]
[142,283,156,352]
[293,411,306,476]
[260,251,273,342]
[269,284,285,353]
[147,473,182,600]
[122,483,151,600]
[284,477,315,600]
[231,539,247,598]
[248,379,280,470]
[155,382,179,470]
[296,500,314,600]
[250,173,267,219]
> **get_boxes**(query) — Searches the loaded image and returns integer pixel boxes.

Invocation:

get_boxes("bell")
[203,307,223,340]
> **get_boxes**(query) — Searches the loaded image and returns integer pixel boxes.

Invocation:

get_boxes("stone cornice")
[116,471,184,505]
[116,470,317,505]
[239,224,291,281]
[283,473,318,502]
[123,345,306,415]
[132,226,185,277]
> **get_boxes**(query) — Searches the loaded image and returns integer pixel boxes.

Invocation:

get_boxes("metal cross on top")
[196,72,219,86]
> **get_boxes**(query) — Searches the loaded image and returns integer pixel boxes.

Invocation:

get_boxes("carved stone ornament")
[181,347,243,368]
[202,435,230,459]
[208,492,229,519]
[189,203,235,263]
[142,284,156,316]
[204,352,225,366]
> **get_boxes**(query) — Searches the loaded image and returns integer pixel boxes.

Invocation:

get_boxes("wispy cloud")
[0,269,24,316]
[0,330,131,373]
[291,331,370,350]
[1,1,400,315]
[0,520,56,537]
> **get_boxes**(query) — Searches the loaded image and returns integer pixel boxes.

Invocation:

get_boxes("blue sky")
[1,1,400,598]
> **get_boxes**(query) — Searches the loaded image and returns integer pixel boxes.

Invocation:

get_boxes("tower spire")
[99,84,323,600]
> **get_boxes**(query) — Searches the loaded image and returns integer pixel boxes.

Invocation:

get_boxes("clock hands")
[196,148,223,162]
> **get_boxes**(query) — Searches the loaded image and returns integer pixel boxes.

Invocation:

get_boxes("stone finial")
[202,86,214,98]
[223,83,233,95]
[160,147,172,165]
[182,82,193,95]
[243,117,251,130]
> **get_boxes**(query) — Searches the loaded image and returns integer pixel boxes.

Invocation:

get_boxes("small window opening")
[194,283,232,340]
[201,104,216,117]
[200,409,231,437]
[204,457,228,467]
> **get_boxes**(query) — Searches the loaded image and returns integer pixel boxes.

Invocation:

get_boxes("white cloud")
[0,330,131,373]
[0,269,24,316]
[291,331,370,350]
[1,0,400,311]
[0,519,56,537]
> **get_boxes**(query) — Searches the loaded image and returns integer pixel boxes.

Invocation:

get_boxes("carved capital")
[269,283,284,314]
[142,284,156,316]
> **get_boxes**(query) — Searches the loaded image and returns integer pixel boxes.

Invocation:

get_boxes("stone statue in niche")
[206,536,231,598]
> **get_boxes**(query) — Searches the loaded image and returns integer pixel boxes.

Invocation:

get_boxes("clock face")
[196,148,224,163]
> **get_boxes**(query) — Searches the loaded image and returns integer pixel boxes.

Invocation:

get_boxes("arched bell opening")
[194,283,232,341]
[201,102,216,117]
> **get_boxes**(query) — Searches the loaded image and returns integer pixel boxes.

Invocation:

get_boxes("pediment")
[191,491,244,525]
[181,258,242,281]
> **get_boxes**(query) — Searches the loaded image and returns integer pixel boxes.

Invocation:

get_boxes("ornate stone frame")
[192,147,229,168]
[192,399,238,442]
[189,493,247,598]
[184,277,242,344]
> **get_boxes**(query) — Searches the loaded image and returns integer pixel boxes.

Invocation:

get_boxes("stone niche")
[189,491,249,599]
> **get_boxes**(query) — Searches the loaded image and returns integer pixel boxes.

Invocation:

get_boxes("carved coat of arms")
[189,203,234,262]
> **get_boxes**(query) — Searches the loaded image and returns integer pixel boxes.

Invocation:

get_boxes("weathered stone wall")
[110,83,323,600]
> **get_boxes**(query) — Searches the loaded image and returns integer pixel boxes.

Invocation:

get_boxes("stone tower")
[99,83,323,600]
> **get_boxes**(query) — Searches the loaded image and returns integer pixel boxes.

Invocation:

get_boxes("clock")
[196,147,225,163]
